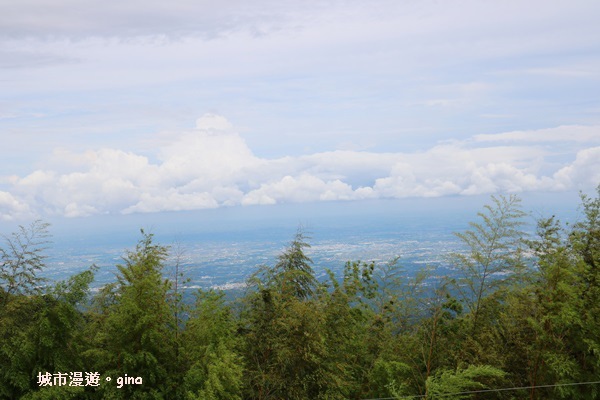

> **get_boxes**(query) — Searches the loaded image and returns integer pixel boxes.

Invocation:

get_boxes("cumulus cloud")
[2,115,599,219]
[553,147,600,190]
[157,114,260,188]
[371,145,555,198]
[0,191,33,221]
[241,175,359,206]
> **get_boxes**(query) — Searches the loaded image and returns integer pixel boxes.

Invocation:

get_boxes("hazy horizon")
[0,191,586,290]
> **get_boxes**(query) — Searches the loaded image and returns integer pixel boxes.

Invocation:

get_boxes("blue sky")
[1,0,599,221]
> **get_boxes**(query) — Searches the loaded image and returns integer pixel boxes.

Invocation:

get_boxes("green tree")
[241,285,334,399]
[271,228,318,300]
[86,230,176,399]
[496,216,584,399]
[0,222,95,399]
[182,290,242,400]
[320,260,380,398]
[450,194,527,332]
[0,269,95,399]
[526,216,582,398]
[0,220,50,305]
[239,230,347,399]
[568,186,600,396]
[421,365,506,400]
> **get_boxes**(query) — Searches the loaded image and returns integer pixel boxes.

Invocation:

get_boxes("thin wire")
[361,380,600,400]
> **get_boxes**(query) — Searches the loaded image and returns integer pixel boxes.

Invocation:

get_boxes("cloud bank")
[1,114,598,221]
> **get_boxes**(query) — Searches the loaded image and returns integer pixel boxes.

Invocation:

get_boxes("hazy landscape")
[3,192,579,291]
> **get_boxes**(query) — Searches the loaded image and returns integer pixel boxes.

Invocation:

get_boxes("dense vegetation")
[1,187,600,399]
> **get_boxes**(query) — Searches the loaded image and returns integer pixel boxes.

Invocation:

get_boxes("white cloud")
[195,113,233,131]
[553,147,600,190]
[473,125,600,143]
[241,174,358,205]
[2,115,600,219]
[371,144,558,198]
[64,202,98,218]
[157,123,260,188]
[123,191,219,214]
[19,170,57,187]
[0,191,33,221]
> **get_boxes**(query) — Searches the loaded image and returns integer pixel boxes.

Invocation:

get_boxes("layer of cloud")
[1,115,599,220]
[2,0,599,172]
[0,0,295,39]
[474,125,600,143]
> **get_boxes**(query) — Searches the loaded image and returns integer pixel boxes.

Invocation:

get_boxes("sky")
[1,0,599,221]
